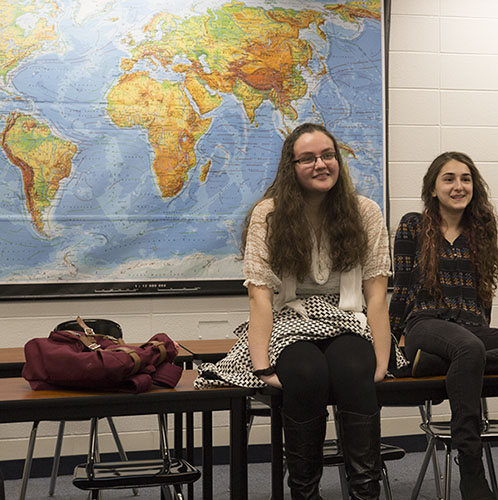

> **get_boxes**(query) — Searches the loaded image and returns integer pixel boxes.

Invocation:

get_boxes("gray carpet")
[6,448,498,499]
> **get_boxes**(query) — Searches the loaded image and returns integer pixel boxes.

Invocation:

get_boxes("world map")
[0,0,384,292]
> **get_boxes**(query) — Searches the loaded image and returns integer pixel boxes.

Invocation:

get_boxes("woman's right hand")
[260,373,282,389]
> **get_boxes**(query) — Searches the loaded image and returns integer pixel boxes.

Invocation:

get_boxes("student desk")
[179,338,236,363]
[0,344,194,497]
[177,338,237,496]
[256,373,498,500]
[0,347,26,378]
[0,370,253,500]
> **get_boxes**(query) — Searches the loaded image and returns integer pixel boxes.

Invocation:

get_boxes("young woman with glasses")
[196,122,391,499]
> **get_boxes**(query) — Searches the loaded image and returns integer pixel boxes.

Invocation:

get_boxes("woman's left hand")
[374,365,387,383]
[260,373,282,389]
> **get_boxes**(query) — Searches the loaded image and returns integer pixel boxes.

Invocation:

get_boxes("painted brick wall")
[1,0,498,462]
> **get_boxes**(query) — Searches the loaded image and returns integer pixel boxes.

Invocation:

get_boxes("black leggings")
[275,333,378,422]
[405,317,498,456]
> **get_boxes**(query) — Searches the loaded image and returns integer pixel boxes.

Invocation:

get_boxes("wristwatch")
[253,366,275,377]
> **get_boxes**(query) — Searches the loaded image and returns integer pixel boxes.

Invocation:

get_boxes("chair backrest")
[55,319,123,340]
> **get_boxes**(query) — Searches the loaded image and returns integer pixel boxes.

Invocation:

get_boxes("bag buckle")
[87,342,101,351]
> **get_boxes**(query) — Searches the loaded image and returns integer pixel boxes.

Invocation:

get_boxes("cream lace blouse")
[243,195,391,316]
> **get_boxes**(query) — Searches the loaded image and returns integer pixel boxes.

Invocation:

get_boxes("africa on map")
[0,0,384,292]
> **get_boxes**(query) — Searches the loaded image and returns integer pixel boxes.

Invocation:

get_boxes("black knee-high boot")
[338,409,381,500]
[282,413,327,500]
[458,452,495,500]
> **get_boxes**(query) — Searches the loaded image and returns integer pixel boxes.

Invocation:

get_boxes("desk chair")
[411,398,498,500]
[20,319,137,500]
[246,398,405,500]
[73,413,200,500]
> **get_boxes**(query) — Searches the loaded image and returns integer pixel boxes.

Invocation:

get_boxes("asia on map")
[0,0,384,290]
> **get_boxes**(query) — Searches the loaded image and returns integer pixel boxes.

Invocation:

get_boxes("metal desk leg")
[0,467,5,500]
[184,359,195,500]
[271,399,284,500]
[202,411,213,500]
[230,397,248,500]
[19,421,40,500]
[174,412,183,457]
[187,411,195,500]
[411,436,436,500]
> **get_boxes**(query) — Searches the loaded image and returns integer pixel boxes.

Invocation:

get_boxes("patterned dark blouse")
[389,212,488,342]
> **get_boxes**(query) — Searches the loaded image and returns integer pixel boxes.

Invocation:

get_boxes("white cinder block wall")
[383,0,498,437]
[1,0,498,464]
[388,0,498,315]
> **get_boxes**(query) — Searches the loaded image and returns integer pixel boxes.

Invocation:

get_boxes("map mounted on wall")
[0,0,385,298]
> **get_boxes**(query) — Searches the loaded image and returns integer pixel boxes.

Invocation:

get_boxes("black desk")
[0,371,253,500]
[179,339,236,364]
[0,347,25,378]
[256,374,498,500]
[0,345,196,498]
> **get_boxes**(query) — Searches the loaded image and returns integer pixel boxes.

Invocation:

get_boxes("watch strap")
[253,366,275,377]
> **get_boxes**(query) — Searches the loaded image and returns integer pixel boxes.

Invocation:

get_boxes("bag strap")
[76,318,140,374]
[77,316,95,335]
[75,316,123,344]
[61,323,142,375]
[64,329,103,351]
[140,340,168,365]
[107,347,142,375]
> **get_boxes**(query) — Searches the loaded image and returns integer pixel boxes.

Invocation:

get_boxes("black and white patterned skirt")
[194,294,377,389]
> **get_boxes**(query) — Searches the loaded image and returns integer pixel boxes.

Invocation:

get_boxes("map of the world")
[0,0,384,293]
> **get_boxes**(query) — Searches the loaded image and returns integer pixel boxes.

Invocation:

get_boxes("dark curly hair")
[241,123,368,280]
[420,151,498,305]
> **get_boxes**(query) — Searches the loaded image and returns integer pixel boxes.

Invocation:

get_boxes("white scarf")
[273,264,367,330]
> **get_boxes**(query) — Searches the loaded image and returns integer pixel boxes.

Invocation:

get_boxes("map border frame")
[0,0,391,301]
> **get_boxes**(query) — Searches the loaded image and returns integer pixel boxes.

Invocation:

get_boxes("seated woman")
[389,152,498,500]
[196,123,391,499]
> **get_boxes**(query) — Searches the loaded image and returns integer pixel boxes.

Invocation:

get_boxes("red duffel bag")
[22,317,183,393]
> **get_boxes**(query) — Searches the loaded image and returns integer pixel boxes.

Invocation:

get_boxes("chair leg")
[381,461,394,500]
[106,417,139,496]
[338,464,349,500]
[483,442,498,497]
[86,418,104,500]
[430,443,444,499]
[173,484,185,499]
[19,421,40,500]
[411,435,437,500]
[160,484,174,500]
[48,420,65,496]
[86,489,103,499]
[442,442,452,500]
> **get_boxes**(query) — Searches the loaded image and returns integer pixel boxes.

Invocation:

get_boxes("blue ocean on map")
[0,1,384,285]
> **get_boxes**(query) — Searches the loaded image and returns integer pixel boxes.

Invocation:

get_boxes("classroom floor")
[5,447,497,499]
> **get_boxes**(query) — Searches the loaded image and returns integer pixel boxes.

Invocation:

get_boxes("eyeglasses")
[293,151,337,167]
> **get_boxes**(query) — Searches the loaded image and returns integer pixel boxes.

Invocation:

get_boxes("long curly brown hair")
[241,123,368,280]
[420,151,498,305]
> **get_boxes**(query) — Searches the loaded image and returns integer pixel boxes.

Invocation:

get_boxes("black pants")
[275,333,378,422]
[405,317,498,456]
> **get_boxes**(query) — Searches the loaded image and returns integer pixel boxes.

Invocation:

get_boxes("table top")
[179,338,236,363]
[0,347,25,364]
[256,372,498,407]
[0,347,27,377]
[0,370,253,423]
[0,339,235,366]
